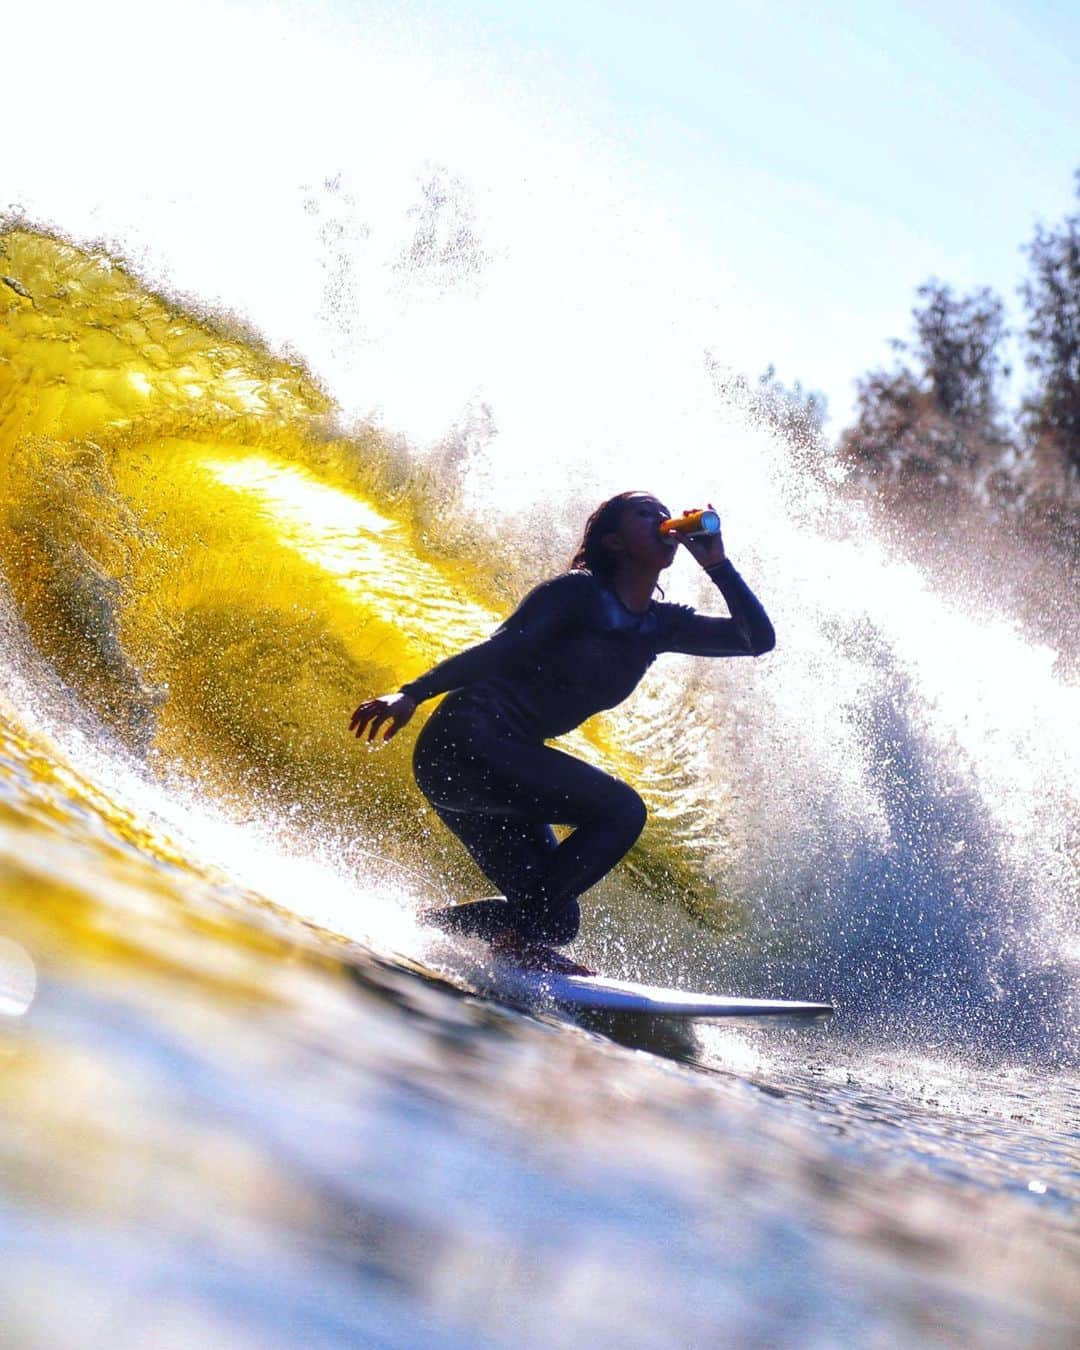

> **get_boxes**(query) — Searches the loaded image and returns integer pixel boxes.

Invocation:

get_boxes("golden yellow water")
[0,225,718,922]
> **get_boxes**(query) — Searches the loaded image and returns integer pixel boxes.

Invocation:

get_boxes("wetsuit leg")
[423,817,559,940]
[414,709,647,944]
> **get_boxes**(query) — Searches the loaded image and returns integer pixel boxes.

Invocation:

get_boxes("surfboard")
[422,901,833,1022]
[494,965,833,1021]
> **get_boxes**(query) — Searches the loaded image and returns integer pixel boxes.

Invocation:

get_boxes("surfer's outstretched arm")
[349,571,595,740]
[395,571,595,705]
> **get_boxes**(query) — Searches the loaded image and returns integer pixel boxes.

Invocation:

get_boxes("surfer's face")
[610,494,677,570]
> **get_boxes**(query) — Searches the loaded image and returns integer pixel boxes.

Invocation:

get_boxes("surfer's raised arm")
[655,504,775,657]
[659,558,775,657]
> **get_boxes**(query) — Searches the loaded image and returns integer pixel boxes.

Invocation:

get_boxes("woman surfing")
[349,491,775,972]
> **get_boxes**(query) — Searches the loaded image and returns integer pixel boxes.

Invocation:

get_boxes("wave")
[1,223,1077,1062]
[0,226,713,913]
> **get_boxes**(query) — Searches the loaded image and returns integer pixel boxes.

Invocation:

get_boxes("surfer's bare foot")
[490,931,595,977]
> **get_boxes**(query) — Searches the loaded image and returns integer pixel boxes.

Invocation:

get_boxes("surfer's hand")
[678,502,726,568]
[349,692,416,743]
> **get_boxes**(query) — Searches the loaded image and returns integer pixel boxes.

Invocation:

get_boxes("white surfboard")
[495,967,833,1020]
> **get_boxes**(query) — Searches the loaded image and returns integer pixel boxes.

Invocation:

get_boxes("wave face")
[0,227,712,910]
[2,224,1077,1063]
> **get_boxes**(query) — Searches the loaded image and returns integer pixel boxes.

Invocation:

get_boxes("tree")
[905,282,1008,429]
[840,281,1010,497]
[1021,172,1080,480]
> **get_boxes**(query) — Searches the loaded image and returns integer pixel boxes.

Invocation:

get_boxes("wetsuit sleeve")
[657,560,775,657]
[399,571,597,704]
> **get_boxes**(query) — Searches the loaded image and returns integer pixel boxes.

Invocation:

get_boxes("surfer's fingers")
[356,706,388,739]
[383,705,414,740]
[350,702,376,734]
[366,711,390,742]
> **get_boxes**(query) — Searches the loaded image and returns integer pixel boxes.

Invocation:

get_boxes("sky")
[6,0,1078,436]
[377,0,1080,425]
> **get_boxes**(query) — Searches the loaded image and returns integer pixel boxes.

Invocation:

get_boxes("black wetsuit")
[404,560,775,944]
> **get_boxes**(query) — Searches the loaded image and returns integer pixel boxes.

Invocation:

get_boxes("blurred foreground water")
[0,692,1077,1348]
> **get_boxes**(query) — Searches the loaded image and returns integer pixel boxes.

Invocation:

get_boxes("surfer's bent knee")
[610,781,647,842]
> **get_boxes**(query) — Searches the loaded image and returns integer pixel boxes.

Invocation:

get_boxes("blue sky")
[388,0,1079,426]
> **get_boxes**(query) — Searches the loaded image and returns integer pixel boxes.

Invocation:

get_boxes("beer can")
[659,509,721,538]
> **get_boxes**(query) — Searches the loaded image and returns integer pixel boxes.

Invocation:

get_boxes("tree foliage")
[836,169,1080,586]
[840,282,1010,499]
[904,283,1008,428]
[1021,172,1080,478]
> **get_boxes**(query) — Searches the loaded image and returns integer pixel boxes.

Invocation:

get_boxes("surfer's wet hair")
[570,490,652,585]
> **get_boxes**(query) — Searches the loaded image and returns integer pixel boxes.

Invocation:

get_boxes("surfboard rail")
[495,968,834,1020]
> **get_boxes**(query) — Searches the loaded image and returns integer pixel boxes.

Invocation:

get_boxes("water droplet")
[0,937,37,1017]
